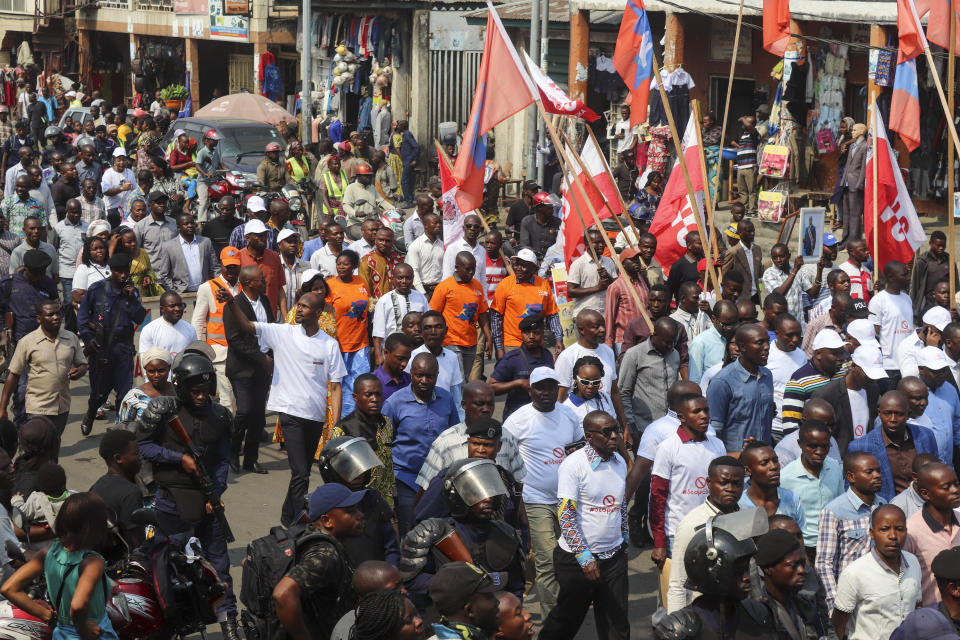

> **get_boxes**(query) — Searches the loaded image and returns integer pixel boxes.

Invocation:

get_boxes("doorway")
[709,76,756,142]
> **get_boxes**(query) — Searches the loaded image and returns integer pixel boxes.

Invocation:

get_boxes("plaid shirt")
[815,488,887,613]
[415,421,527,489]
[78,196,105,225]
[0,121,13,148]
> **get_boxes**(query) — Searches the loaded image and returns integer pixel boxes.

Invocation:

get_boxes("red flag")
[612,0,654,128]
[453,0,537,213]
[923,0,960,53]
[763,0,791,56]
[864,107,928,271]
[890,60,921,151]
[522,49,599,122]
[648,115,706,274]
[559,136,623,266]
[436,142,465,248]
[897,0,928,62]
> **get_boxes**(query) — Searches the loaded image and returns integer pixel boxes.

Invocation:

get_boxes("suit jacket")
[225,292,275,380]
[810,376,883,455]
[844,139,868,192]
[846,423,938,501]
[722,241,763,302]
[155,235,220,293]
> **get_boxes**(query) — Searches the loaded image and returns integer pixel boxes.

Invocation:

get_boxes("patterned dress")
[359,250,402,303]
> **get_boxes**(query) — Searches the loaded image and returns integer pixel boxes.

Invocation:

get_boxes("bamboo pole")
[435,140,514,276]
[713,0,744,241]
[871,97,880,284]
[584,124,645,244]
[950,0,956,309]
[691,100,718,287]
[650,53,719,292]
[537,100,655,332]
[908,0,960,153]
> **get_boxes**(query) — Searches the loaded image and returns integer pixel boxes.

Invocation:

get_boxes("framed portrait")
[799,207,826,264]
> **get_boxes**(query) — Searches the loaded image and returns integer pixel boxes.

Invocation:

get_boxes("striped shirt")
[781,360,846,432]
[736,130,759,169]
[485,253,508,303]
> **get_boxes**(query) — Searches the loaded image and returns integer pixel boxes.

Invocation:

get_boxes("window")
[0,0,28,13]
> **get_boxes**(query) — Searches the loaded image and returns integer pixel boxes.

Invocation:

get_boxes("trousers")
[842,188,864,245]
[446,344,477,383]
[87,344,134,418]
[736,166,758,213]
[539,547,629,640]
[279,412,323,526]
[401,163,415,205]
[196,182,211,222]
[340,347,371,417]
[229,371,268,465]
[525,503,561,621]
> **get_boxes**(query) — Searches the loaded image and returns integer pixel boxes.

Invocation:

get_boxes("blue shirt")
[705,359,774,452]
[689,326,726,383]
[38,96,56,123]
[76,278,147,346]
[489,346,554,419]
[0,271,59,340]
[931,383,960,458]
[301,236,326,262]
[372,365,411,402]
[737,483,806,530]
[382,385,460,491]
[780,456,844,546]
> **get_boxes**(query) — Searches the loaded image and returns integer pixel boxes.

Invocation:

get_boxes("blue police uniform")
[77,277,146,422]
[0,270,59,425]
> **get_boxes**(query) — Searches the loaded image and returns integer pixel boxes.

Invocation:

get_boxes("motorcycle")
[208,171,253,215]
[0,510,225,640]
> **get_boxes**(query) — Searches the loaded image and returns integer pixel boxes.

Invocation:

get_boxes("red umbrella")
[194,92,297,126]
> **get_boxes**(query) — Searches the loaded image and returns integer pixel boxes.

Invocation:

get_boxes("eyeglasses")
[576,376,602,387]
[587,426,622,438]
[464,223,482,229]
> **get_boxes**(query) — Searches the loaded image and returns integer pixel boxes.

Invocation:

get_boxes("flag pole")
[555,127,638,249]
[691,99,718,285]
[435,140,514,276]
[714,0,744,244]
[650,52,720,293]
[910,0,960,153]
[537,100,655,332]
[950,0,956,310]
[584,124,646,244]
[871,96,880,285]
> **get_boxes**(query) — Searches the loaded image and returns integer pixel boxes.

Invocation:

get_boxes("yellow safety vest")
[286,156,310,181]
[321,170,347,215]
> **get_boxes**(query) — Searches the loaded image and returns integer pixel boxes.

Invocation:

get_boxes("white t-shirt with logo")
[503,403,584,505]
[868,290,915,369]
[651,431,727,538]
[555,342,618,394]
[556,447,627,555]
[847,388,870,441]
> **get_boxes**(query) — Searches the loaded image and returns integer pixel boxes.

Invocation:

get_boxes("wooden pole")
[650,52,720,292]
[584,124,645,244]
[950,0,956,310]
[537,100,655,332]
[691,99,718,285]
[871,96,880,285]
[714,0,744,214]
[435,140,514,276]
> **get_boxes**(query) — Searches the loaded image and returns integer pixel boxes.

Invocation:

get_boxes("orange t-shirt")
[490,275,559,347]
[239,247,283,316]
[326,276,371,352]
[430,276,489,347]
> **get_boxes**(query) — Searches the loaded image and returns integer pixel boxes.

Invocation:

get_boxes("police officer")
[753,529,825,638]
[41,126,73,166]
[77,252,147,435]
[400,457,525,608]
[0,248,59,426]
[653,514,776,639]
[256,142,289,192]
[317,435,400,566]
[135,352,240,640]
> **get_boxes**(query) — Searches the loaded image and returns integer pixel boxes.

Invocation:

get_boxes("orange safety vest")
[205,278,238,346]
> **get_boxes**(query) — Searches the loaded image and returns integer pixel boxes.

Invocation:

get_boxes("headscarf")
[851,123,868,141]
[88,219,112,238]
[842,117,855,133]
[141,347,172,366]
[14,417,59,475]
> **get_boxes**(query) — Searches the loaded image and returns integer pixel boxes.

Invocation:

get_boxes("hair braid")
[350,589,404,640]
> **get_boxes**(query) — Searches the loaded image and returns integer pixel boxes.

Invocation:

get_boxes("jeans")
[526,503,561,620]
[540,547,629,640]
[12,370,28,427]
[340,347,371,417]
[446,344,477,383]
[196,181,211,222]
[401,163,415,204]
[59,277,72,303]
[86,344,134,421]
[229,371,268,466]
[396,481,417,536]
[279,412,324,526]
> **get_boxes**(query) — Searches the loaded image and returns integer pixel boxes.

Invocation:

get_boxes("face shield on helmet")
[319,436,382,483]
[443,459,508,508]
[682,511,767,597]
[170,353,217,404]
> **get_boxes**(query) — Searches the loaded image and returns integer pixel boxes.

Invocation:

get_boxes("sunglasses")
[587,426,622,438]
[576,376,602,387]
[464,223,482,229]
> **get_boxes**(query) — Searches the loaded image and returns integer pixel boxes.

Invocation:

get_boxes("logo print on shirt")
[346,300,368,320]
[520,303,543,318]
[457,302,478,322]
[602,495,615,507]
[694,477,708,489]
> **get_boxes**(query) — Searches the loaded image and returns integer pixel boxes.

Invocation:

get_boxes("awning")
[569,0,898,25]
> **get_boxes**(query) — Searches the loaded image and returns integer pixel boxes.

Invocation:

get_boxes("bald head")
[667,381,702,409]
[239,266,263,285]
[576,309,603,329]
[803,398,836,428]
[917,462,956,491]
[463,380,493,401]
[394,263,413,278]
[879,390,909,413]
[352,561,402,597]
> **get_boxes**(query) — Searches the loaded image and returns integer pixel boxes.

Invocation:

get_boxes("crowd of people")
[2,89,960,640]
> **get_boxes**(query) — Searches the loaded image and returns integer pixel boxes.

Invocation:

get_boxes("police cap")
[518,313,545,332]
[23,249,51,272]
[932,547,960,581]
[465,416,502,440]
[755,529,801,568]
[108,253,133,270]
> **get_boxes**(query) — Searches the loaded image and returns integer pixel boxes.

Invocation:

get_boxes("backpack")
[239,524,333,640]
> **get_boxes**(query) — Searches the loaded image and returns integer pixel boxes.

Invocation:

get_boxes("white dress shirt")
[309,242,346,279]
[246,292,270,353]
[372,289,429,339]
[406,233,444,294]
[347,237,375,259]
[179,235,203,291]
[441,237,487,295]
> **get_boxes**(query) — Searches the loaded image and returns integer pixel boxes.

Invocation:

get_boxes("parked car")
[158,118,287,182]
[58,107,91,129]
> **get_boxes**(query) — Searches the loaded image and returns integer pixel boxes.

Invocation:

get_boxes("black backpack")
[239,524,331,640]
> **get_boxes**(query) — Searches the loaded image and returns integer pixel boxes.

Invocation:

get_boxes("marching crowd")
[2,97,960,640]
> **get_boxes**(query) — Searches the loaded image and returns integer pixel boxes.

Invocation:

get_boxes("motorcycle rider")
[400,456,525,609]
[317,436,400,566]
[41,126,73,166]
[134,352,241,640]
[257,142,289,192]
[653,513,776,639]
[342,163,386,240]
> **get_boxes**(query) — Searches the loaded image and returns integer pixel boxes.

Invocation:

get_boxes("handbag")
[759,144,790,178]
[816,129,837,154]
[757,188,787,223]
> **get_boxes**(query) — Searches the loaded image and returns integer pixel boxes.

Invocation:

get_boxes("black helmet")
[317,435,382,484]
[442,458,507,519]
[683,516,757,597]
[170,353,217,404]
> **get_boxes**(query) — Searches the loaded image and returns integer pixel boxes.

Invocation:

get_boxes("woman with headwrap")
[831,117,856,231]
[12,416,59,498]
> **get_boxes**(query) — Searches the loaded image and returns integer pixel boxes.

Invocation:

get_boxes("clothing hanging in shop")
[648,67,694,128]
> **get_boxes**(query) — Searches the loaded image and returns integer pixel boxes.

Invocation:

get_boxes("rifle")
[167,415,235,543]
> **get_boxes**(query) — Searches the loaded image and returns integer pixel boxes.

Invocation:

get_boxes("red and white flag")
[522,50,599,122]
[436,142,465,248]
[648,114,705,275]
[864,107,927,272]
[558,136,623,267]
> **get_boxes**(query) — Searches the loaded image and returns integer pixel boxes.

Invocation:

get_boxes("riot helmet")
[44,125,63,141]
[170,353,217,405]
[317,436,382,488]
[683,515,759,598]
[442,458,507,519]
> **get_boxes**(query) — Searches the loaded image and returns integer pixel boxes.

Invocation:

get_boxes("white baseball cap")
[845,319,877,345]
[276,228,299,244]
[923,306,952,331]
[112,147,127,157]
[244,219,269,235]
[918,346,952,371]
[529,366,560,385]
[515,248,539,265]
[246,195,266,213]
[851,343,887,380]
[812,329,845,351]
[302,268,322,284]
